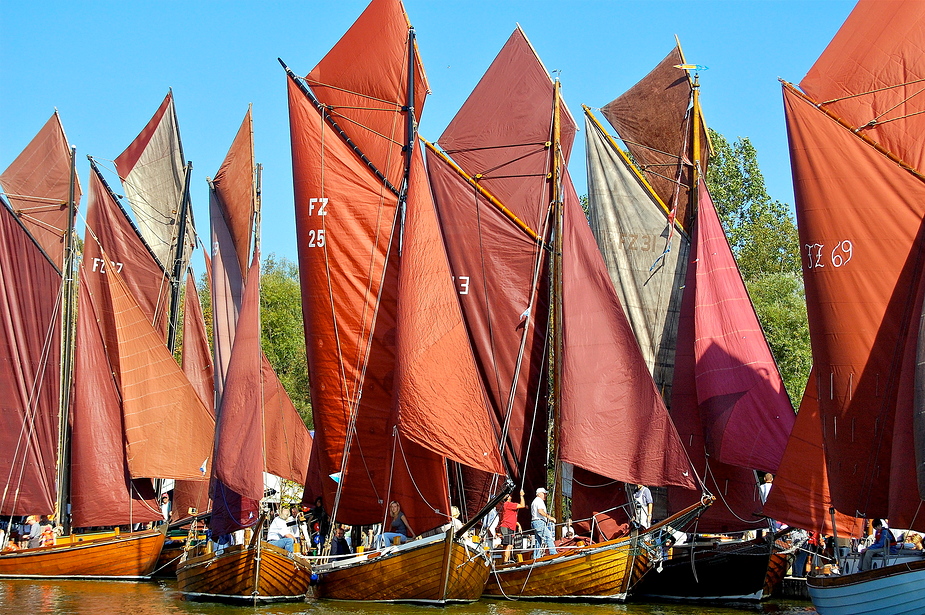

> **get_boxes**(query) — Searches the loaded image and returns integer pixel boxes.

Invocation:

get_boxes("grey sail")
[584,114,688,402]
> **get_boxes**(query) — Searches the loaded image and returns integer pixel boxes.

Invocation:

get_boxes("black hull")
[635,539,772,602]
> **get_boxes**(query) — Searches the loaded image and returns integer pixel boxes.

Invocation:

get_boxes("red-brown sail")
[70,271,161,528]
[438,27,574,232]
[784,83,925,519]
[210,109,255,276]
[214,256,264,501]
[762,370,865,537]
[0,112,80,268]
[181,271,214,410]
[800,0,925,176]
[261,353,312,486]
[601,46,709,231]
[0,203,61,516]
[394,145,504,474]
[98,247,215,481]
[560,171,694,488]
[83,165,170,338]
[691,180,794,472]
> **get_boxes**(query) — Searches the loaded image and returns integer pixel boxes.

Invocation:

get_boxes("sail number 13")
[804,240,853,269]
[306,198,329,248]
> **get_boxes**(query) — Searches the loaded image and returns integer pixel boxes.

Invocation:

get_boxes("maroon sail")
[0,112,80,268]
[0,203,61,516]
[70,271,161,528]
[601,45,709,231]
[692,181,794,472]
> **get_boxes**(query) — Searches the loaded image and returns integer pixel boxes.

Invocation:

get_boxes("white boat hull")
[807,558,925,615]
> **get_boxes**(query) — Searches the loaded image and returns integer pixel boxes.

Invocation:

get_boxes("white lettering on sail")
[452,276,470,295]
[307,229,326,248]
[831,240,853,268]
[91,257,124,274]
[805,240,854,270]
[308,198,329,216]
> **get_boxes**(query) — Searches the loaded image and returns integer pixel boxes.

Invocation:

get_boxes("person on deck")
[633,484,653,529]
[376,501,414,547]
[861,518,898,570]
[758,473,774,504]
[267,507,297,553]
[329,525,351,556]
[531,488,557,559]
[500,490,526,563]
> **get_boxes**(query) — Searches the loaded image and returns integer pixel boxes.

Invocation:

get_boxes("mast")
[54,145,78,532]
[690,74,701,217]
[549,79,564,524]
[166,162,193,353]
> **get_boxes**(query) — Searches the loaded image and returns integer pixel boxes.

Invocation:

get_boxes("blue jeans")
[532,519,557,559]
[269,537,294,552]
[376,532,408,548]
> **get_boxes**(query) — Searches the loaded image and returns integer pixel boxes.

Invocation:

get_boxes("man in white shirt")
[633,484,653,528]
[758,473,773,504]
[267,507,297,553]
[531,487,557,559]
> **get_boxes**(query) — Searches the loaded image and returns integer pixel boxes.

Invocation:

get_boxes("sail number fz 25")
[305,198,328,248]
[804,240,853,270]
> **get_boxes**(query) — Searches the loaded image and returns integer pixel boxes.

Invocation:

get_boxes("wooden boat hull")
[635,537,772,602]
[0,527,166,579]
[763,548,791,597]
[483,535,642,600]
[807,558,925,615]
[176,541,311,603]
[313,532,488,604]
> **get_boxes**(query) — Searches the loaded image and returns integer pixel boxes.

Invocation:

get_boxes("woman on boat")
[376,501,414,547]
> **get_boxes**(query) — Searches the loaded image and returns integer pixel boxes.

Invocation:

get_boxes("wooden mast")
[166,162,193,354]
[55,145,78,533]
[549,79,564,526]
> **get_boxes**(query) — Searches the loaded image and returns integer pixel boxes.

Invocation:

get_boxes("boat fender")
[309,572,320,586]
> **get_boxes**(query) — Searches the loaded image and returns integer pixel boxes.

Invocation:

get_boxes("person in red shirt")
[500,489,526,563]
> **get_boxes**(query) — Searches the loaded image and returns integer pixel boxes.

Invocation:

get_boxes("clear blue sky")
[0,1,855,267]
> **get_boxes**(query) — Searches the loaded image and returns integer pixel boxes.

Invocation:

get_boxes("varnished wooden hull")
[0,527,166,579]
[636,538,772,602]
[176,541,312,603]
[313,532,489,604]
[483,534,642,600]
[763,549,791,597]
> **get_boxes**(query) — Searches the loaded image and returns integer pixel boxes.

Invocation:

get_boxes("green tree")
[706,129,811,405]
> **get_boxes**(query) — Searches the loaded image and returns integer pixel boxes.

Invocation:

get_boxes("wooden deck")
[313,531,489,604]
[483,534,641,600]
[0,526,166,579]
[176,541,312,603]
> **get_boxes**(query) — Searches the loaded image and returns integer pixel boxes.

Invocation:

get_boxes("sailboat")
[282,0,508,604]
[0,102,216,578]
[583,42,797,602]
[425,27,709,602]
[175,108,314,604]
[777,1,925,612]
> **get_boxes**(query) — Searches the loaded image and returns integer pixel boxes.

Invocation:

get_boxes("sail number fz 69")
[305,198,328,248]
[804,240,853,270]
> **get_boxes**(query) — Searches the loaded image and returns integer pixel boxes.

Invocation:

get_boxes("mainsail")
[285,0,502,531]
[783,0,925,527]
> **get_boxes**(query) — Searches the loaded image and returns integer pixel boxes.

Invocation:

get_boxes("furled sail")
[287,0,497,530]
[0,202,61,515]
[585,112,687,399]
[114,91,194,273]
[784,14,925,521]
[0,111,81,268]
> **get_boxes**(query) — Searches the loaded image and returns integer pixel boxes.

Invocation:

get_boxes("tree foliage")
[705,129,811,405]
